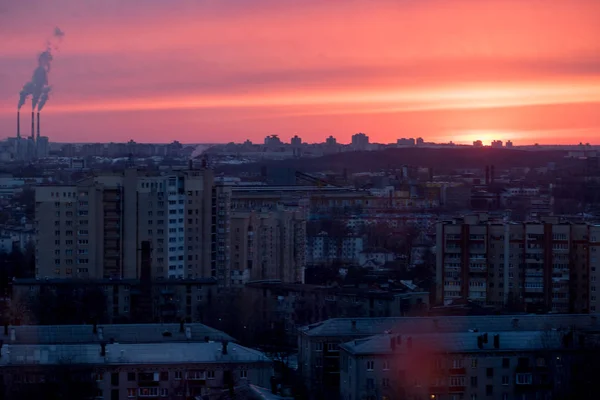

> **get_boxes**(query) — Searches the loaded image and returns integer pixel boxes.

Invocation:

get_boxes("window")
[240,370,248,379]
[327,343,338,352]
[502,358,510,368]
[486,368,493,378]
[366,360,374,371]
[160,371,168,381]
[207,370,215,379]
[449,376,465,387]
[94,372,104,381]
[111,389,119,400]
[127,389,136,398]
[127,372,136,381]
[502,376,509,385]
[452,359,464,369]
[471,358,477,368]
[174,371,182,380]
[383,360,389,371]
[516,373,532,385]
[486,385,493,396]
[188,371,206,380]
[111,372,119,386]
[470,376,478,388]
[366,378,374,389]
[382,378,389,387]
[160,389,168,397]
[139,388,159,397]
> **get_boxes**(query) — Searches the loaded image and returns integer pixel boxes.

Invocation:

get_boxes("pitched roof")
[4,323,235,344]
[300,314,599,338]
[0,342,271,366]
[340,330,564,355]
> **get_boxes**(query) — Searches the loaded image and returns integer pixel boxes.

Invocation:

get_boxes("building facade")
[339,329,593,400]
[0,341,273,400]
[436,214,600,313]
[297,314,599,400]
[34,167,214,281]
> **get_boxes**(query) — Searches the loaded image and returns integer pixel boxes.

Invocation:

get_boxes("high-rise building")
[435,214,600,313]
[229,208,306,286]
[351,132,369,150]
[35,167,214,280]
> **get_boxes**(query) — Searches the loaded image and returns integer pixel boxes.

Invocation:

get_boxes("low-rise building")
[297,314,600,399]
[340,329,599,400]
[0,340,272,399]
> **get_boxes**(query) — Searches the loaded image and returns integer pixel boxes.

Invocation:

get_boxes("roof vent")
[97,327,104,341]
[185,326,192,340]
[351,320,357,330]
[10,328,15,342]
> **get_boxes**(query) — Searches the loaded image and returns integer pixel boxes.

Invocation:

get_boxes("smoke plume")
[16,27,64,111]
[38,87,52,112]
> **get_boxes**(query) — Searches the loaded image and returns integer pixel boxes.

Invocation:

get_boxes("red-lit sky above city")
[1,0,600,144]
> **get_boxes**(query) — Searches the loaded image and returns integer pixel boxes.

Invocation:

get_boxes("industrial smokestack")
[31,111,35,141]
[16,111,20,138]
[36,112,40,139]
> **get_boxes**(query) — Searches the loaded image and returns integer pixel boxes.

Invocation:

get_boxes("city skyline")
[1,0,600,144]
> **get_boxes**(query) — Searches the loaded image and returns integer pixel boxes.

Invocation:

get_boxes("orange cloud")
[1,0,600,144]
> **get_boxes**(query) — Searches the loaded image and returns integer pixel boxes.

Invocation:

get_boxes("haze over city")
[1,0,600,144]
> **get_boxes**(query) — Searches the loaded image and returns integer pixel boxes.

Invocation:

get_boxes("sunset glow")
[1,0,600,144]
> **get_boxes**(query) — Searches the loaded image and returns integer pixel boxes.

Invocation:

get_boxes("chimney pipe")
[16,111,20,138]
[36,112,40,139]
[3,323,8,336]
[93,321,97,334]
[100,342,106,357]
[179,319,185,333]
[222,340,228,355]
[0,339,3,357]
[493,334,500,349]
[31,111,35,142]
[351,320,357,330]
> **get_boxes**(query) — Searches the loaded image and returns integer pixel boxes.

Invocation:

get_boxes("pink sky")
[1,0,600,144]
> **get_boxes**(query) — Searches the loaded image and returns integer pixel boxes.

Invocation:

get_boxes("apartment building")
[0,341,273,399]
[297,314,600,400]
[12,278,220,323]
[305,233,364,266]
[34,167,214,280]
[435,214,600,313]
[339,329,590,400]
[229,208,306,286]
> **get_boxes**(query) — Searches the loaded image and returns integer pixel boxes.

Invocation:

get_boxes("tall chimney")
[31,111,35,142]
[36,112,40,139]
[16,111,20,138]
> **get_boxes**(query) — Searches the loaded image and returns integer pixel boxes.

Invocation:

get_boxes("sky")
[1,0,600,145]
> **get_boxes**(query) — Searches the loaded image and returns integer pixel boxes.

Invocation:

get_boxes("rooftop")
[300,314,600,337]
[0,342,270,366]
[340,330,565,355]
[2,323,235,344]
[13,277,217,285]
